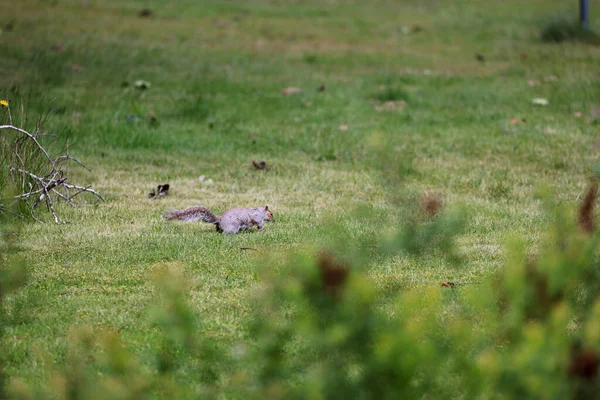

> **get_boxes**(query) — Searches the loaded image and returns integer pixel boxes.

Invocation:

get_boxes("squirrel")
[164,205,274,234]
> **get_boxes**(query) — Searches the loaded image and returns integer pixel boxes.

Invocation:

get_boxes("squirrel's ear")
[265,205,269,211]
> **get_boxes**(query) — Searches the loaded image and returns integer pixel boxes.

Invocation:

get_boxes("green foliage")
[4,196,599,398]
[240,200,600,398]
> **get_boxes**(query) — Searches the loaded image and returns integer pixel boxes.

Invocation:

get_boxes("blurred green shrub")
[3,183,600,398]
[242,183,600,398]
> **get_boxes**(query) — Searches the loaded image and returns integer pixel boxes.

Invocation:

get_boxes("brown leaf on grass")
[149,184,170,199]
[509,118,527,125]
[441,281,455,288]
[3,20,14,32]
[317,251,349,297]
[252,160,267,170]
[375,100,407,112]
[568,348,600,381]
[421,193,443,216]
[578,180,598,233]
[138,9,153,17]
[281,87,302,95]
[70,64,84,72]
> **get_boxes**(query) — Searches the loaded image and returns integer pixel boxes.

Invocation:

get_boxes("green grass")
[1,0,600,395]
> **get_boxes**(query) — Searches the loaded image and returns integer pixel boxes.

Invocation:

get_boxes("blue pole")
[580,0,589,29]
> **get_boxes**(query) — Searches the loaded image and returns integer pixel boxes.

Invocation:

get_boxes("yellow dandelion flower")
[0,100,8,107]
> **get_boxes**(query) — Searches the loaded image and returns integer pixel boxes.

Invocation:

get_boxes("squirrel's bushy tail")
[164,206,219,224]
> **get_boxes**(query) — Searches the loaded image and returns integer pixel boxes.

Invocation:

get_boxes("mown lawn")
[1,0,599,395]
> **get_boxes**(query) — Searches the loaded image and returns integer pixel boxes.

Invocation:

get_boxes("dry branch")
[0,101,103,223]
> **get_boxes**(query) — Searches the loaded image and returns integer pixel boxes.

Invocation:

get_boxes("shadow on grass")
[540,18,600,44]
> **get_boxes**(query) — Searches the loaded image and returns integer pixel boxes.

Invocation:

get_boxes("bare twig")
[1,114,103,223]
[54,154,91,172]
[51,188,75,206]
[63,183,105,202]
[0,124,54,164]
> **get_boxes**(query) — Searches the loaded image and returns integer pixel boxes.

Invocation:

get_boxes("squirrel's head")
[264,205,274,221]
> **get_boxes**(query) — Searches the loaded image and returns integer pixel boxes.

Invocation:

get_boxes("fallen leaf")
[532,98,549,106]
[3,20,14,32]
[422,193,443,216]
[375,100,407,112]
[281,87,302,95]
[509,118,527,125]
[134,80,151,90]
[568,349,600,380]
[318,251,349,298]
[149,184,169,199]
[339,124,348,131]
[252,160,267,170]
